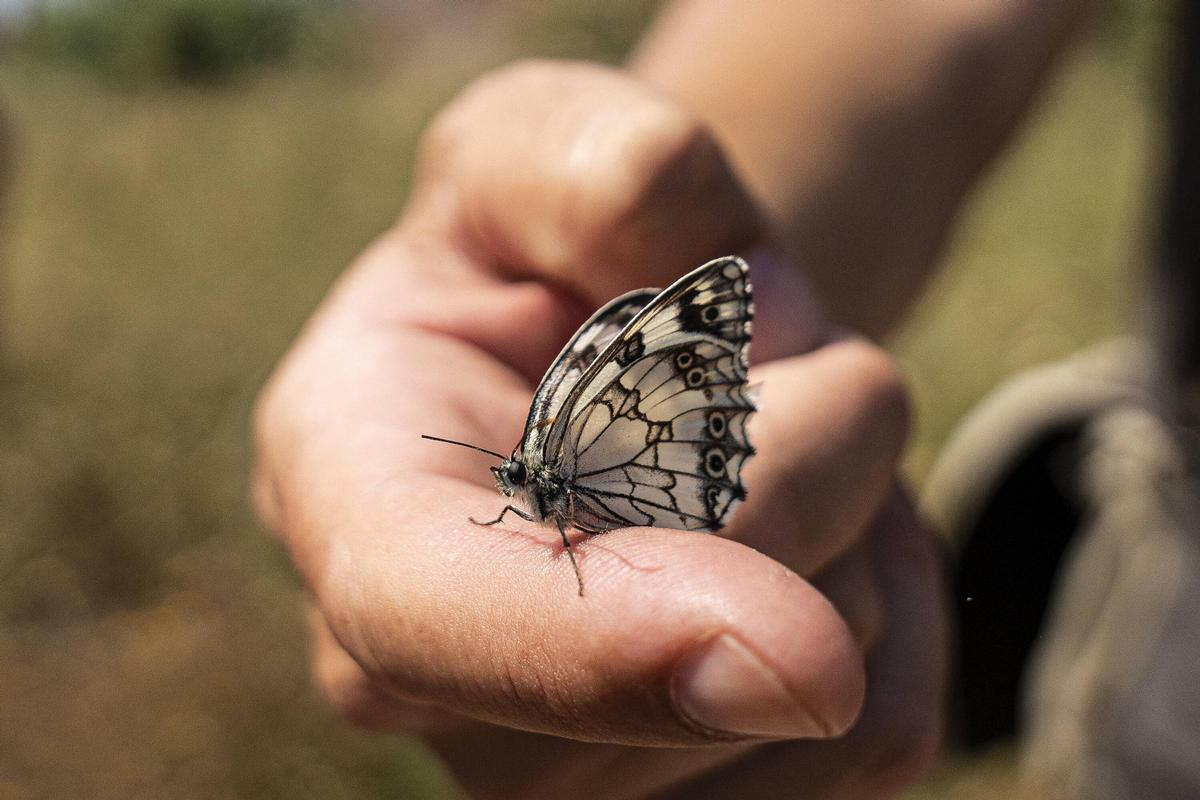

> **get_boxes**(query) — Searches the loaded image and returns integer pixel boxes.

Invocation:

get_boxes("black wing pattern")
[519,289,657,464]
[548,257,755,531]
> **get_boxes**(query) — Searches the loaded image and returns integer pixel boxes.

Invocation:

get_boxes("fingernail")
[671,633,828,739]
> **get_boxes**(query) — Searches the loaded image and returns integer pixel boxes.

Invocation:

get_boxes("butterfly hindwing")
[544,256,755,532]
[566,343,754,531]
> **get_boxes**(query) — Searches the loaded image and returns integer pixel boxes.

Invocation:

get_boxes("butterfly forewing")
[520,289,657,464]
[545,256,755,532]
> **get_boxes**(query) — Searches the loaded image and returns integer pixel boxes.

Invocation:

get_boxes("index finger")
[416,60,762,304]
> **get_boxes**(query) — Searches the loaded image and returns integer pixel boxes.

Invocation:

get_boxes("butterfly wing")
[546,256,755,531]
[519,288,658,464]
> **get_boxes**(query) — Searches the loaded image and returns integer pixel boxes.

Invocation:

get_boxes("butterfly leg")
[555,517,585,597]
[469,505,535,526]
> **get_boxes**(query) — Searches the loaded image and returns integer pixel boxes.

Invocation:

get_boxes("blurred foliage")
[1100,0,1177,48]
[17,0,354,86]
[0,53,461,796]
[0,0,1171,798]
[507,0,662,64]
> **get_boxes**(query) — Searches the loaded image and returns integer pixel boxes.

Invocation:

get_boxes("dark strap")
[1150,1,1200,417]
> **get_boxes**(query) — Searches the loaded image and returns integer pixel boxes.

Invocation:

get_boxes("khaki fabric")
[924,340,1146,547]
[1023,405,1200,799]
[926,340,1200,798]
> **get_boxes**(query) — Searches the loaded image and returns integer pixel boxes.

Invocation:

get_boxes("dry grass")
[0,6,1166,799]
[0,61,460,798]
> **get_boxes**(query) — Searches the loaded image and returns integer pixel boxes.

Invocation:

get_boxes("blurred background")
[0,1,1172,797]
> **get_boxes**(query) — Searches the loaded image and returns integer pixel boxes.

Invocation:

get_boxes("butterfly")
[423,255,755,595]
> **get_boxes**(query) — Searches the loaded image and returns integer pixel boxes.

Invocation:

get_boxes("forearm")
[631,0,1095,337]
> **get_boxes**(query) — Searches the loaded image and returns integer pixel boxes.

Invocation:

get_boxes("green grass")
[0,7,1166,799]
[896,28,1164,482]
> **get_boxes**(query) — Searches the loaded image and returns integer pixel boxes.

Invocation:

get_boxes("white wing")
[547,256,755,531]
[518,289,656,465]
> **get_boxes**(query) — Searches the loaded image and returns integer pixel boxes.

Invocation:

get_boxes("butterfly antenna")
[420,434,506,460]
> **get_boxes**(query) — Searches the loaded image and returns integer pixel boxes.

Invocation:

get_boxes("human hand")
[254,61,945,799]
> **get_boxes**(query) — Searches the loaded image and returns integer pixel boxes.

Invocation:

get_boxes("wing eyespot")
[674,350,694,369]
[704,484,722,513]
[704,448,727,478]
[685,367,706,388]
[706,411,727,438]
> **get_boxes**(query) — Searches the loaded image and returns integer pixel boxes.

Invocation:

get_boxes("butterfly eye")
[506,461,528,485]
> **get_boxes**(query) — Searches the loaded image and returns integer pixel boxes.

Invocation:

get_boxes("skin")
[631,0,1096,339]
[255,2,1093,797]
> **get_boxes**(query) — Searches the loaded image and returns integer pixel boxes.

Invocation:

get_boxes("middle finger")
[730,337,909,576]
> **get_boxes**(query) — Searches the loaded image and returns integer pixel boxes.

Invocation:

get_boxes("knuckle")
[841,338,912,460]
[312,657,373,728]
[411,58,758,289]
[598,94,708,186]
[568,104,717,251]
[310,615,406,732]
[415,95,471,180]
[315,668,394,732]
[486,56,574,87]
[416,58,579,175]
[564,101,760,291]
[477,56,571,87]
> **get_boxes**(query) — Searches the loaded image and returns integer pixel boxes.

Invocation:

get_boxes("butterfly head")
[491,458,528,497]
[419,435,526,496]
